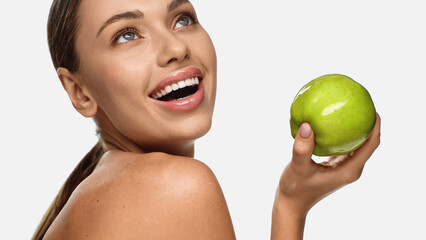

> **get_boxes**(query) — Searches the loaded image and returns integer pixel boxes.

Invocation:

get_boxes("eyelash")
[111,11,198,46]
[112,27,141,45]
[177,11,198,27]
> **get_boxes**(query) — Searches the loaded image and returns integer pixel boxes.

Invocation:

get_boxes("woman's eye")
[114,29,140,45]
[174,15,194,29]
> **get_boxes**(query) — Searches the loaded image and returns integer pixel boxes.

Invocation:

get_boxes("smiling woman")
[35,0,222,238]
[33,0,381,239]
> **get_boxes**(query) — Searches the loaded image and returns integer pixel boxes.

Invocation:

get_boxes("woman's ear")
[57,67,98,117]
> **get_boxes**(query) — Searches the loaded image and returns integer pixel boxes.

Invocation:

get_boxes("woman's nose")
[156,31,191,67]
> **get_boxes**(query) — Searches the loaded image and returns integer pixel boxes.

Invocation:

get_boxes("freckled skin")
[290,74,376,156]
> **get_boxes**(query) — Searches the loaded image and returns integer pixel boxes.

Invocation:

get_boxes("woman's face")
[74,0,217,149]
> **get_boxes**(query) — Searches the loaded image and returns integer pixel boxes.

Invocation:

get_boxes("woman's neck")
[94,109,195,158]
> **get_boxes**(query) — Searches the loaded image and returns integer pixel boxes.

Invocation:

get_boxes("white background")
[1,0,425,239]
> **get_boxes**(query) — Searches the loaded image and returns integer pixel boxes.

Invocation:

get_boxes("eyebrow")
[168,0,189,12]
[96,0,190,37]
[97,10,144,37]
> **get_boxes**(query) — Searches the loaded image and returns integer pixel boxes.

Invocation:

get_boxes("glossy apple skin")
[290,74,376,156]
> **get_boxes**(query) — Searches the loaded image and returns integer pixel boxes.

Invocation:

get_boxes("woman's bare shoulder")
[44,151,235,240]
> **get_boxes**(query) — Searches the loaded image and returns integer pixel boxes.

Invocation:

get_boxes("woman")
[34,0,381,239]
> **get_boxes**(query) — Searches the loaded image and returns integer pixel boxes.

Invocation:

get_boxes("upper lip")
[149,67,203,97]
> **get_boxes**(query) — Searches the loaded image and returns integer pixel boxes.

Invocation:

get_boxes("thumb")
[292,123,316,166]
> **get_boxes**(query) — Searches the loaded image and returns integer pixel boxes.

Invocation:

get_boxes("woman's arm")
[272,114,381,239]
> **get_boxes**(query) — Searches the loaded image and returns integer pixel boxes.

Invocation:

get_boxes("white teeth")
[178,80,186,89]
[165,85,173,93]
[152,77,201,99]
[171,83,179,91]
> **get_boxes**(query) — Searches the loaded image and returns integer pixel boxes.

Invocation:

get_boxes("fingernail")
[299,123,311,139]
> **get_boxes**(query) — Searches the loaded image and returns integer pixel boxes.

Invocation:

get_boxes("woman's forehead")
[78,0,191,33]
[79,0,190,19]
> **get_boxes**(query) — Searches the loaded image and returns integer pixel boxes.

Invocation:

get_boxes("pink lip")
[150,67,205,111]
[149,67,203,97]
[153,82,205,111]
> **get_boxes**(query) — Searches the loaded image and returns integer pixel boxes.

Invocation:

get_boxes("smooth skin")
[44,151,236,239]
[43,0,381,239]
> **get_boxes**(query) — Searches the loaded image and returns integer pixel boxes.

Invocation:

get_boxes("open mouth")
[150,77,201,101]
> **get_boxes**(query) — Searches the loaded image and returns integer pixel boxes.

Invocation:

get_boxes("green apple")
[290,74,376,156]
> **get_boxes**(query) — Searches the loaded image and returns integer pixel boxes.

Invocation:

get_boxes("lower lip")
[152,82,205,111]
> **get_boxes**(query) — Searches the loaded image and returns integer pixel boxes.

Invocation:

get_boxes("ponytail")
[38,0,104,238]
[33,141,105,240]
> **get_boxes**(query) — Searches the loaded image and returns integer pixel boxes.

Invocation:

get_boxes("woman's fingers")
[334,113,381,183]
[350,113,381,162]
[292,123,316,168]
[281,114,381,214]
[291,114,381,182]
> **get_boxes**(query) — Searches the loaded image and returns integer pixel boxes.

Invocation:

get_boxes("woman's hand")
[271,114,381,239]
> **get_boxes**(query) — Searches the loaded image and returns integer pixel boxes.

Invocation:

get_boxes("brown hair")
[47,0,81,72]
[33,0,105,239]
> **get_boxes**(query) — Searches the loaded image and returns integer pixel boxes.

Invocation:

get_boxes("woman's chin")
[174,119,213,142]
[135,118,212,148]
